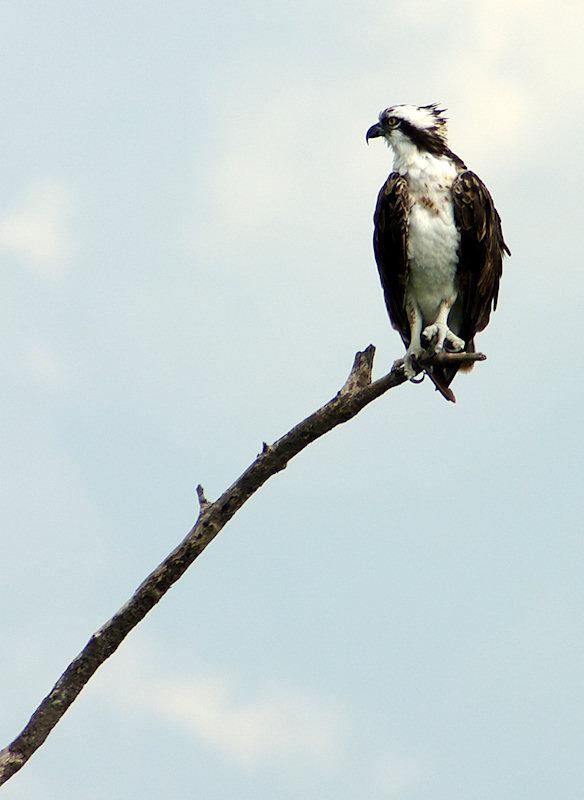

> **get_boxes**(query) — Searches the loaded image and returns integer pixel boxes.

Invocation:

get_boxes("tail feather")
[425,338,477,402]
[428,368,457,402]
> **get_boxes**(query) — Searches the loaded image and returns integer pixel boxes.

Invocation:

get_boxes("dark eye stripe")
[398,119,446,156]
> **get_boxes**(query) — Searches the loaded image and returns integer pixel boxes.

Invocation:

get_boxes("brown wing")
[372,173,410,345]
[452,170,510,346]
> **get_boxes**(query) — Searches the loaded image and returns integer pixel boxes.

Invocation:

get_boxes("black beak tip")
[365,123,383,144]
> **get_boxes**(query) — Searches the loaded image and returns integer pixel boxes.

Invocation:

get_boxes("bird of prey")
[366,104,510,402]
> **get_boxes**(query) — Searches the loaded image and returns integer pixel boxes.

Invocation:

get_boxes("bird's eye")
[386,116,399,128]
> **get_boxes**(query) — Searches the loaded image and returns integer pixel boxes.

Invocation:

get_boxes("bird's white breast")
[399,152,461,324]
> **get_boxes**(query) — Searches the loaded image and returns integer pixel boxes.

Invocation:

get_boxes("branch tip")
[426,350,487,366]
[196,484,210,510]
[391,350,487,376]
[341,344,376,394]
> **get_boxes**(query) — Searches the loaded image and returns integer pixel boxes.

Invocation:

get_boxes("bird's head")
[366,104,449,159]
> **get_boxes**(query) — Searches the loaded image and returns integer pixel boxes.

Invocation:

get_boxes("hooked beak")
[365,122,384,144]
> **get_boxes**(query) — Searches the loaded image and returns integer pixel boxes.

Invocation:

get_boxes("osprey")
[366,104,510,402]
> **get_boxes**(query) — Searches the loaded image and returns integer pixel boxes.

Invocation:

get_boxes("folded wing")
[452,170,510,346]
[372,172,410,345]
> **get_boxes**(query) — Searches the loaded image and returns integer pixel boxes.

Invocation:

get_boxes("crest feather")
[384,103,448,135]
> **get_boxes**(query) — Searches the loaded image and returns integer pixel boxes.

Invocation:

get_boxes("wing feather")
[452,170,510,345]
[372,173,410,344]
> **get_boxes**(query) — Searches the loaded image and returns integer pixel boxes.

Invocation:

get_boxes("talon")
[403,346,424,379]
[421,324,438,344]
[423,323,464,354]
[444,331,465,352]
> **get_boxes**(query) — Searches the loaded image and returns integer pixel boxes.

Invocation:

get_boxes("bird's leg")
[398,297,425,378]
[422,299,465,353]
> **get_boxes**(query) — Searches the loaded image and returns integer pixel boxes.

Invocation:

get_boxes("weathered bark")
[0,345,484,786]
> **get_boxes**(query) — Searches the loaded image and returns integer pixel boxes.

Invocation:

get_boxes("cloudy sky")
[2,1,584,798]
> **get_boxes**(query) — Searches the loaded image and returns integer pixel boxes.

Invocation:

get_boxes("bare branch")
[0,345,485,786]
[195,483,210,512]
[340,344,376,394]
[427,351,486,366]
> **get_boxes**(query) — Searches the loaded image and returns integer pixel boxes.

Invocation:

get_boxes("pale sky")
[2,2,584,798]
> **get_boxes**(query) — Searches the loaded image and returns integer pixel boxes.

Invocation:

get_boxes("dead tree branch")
[0,345,484,786]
